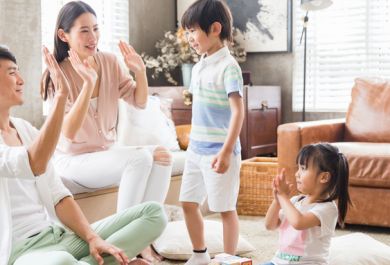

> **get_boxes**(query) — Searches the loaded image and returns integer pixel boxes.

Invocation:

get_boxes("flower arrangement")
[142,28,246,85]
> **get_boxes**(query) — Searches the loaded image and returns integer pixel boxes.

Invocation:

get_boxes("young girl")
[263,143,351,265]
[40,1,172,262]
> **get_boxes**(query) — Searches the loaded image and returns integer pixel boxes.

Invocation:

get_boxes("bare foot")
[140,245,164,263]
[129,258,151,265]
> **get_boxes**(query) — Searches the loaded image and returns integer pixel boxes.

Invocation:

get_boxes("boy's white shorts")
[179,149,241,212]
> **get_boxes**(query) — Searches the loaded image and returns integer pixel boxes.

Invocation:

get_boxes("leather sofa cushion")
[345,78,390,142]
[333,142,390,188]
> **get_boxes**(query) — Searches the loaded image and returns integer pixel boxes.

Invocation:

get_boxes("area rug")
[160,206,390,264]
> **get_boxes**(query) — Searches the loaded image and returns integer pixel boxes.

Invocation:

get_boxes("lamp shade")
[300,0,333,11]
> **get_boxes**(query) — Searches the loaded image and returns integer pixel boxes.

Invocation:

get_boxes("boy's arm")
[222,93,244,155]
[211,93,244,173]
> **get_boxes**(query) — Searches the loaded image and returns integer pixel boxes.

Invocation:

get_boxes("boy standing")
[179,1,245,264]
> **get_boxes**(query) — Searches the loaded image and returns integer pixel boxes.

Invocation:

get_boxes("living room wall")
[241,53,345,123]
[0,0,345,127]
[0,0,43,127]
[130,0,346,124]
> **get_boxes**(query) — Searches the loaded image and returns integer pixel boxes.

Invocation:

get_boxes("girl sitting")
[262,143,351,265]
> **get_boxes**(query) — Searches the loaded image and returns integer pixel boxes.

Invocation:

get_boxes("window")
[293,0,390,112]
[41,0,129,59]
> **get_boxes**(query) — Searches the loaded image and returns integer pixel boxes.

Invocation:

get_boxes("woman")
[41,1,172,261]
[41,1,172,216]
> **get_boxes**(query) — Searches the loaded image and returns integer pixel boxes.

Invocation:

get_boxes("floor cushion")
[153,220,255,260]
[330,232,390,265]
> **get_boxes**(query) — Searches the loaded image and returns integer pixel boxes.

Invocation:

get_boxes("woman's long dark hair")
[41,1,96,100]
[297,143,351,227]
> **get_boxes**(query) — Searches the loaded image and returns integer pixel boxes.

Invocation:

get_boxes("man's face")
[0,59,24,107]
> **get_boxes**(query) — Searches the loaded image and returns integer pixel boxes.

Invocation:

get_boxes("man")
[0,45,166,265]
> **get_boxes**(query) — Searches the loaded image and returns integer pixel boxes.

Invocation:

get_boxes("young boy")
[179,1,245,264]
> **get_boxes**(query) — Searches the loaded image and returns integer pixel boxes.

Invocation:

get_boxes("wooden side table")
[240,85,281,159]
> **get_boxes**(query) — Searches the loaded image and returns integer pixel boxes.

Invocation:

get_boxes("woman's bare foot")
[129,258,151,265]
[140,245,163,263]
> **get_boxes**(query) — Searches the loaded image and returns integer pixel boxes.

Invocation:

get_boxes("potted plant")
[142,28,246,87]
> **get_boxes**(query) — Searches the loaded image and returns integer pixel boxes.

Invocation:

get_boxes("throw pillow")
[152,220,255,260]
[175,124,191,150]
[345,78,390,142]
[117,96,180,151]
[329,233,390,265]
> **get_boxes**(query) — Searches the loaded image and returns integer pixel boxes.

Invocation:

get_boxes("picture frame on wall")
[176,0,292,53]
[176,0,194,26]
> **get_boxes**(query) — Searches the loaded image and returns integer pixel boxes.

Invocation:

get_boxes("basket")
[237,157,278,216]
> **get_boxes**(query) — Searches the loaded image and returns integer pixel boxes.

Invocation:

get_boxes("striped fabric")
[188,46,243,155]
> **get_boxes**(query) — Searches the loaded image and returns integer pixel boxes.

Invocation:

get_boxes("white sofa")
[63,99,191,222]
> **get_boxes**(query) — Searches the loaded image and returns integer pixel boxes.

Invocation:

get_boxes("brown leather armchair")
[277,78,390,227]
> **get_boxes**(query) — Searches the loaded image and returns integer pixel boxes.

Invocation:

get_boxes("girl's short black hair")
[0,45,17,64]
[181,0,233,42]
[297,143,351,227]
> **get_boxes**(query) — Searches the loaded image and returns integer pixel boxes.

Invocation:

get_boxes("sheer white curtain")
[293,0,390,112]
[41,0,129,59]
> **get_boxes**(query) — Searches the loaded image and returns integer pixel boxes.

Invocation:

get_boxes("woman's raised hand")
[68,49,98,85]
[43,46,69,98]
[119,40,146,74]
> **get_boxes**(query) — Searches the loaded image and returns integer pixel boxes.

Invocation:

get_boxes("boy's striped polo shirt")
[188,46,243,155]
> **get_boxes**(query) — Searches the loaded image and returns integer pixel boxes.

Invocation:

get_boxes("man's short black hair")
[181,0,233,42]
[0,45,17,64]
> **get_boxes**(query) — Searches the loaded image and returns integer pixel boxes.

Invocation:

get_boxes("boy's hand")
[211,151,231,174]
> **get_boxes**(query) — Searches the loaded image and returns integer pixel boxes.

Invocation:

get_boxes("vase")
[181,63,194,88]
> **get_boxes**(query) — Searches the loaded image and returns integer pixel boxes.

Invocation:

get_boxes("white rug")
[160,206,390,264]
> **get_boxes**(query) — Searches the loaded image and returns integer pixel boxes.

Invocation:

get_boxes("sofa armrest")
[277,119,345,185]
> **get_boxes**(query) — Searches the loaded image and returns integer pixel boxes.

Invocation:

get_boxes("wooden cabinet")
[240,85,281,159]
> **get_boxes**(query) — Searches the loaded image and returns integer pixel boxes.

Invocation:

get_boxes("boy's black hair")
[297,143,351,227]
[181,0,233,42]
[0,45,17,64]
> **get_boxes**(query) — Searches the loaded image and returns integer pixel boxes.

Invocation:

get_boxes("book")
[209,253,252,265]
